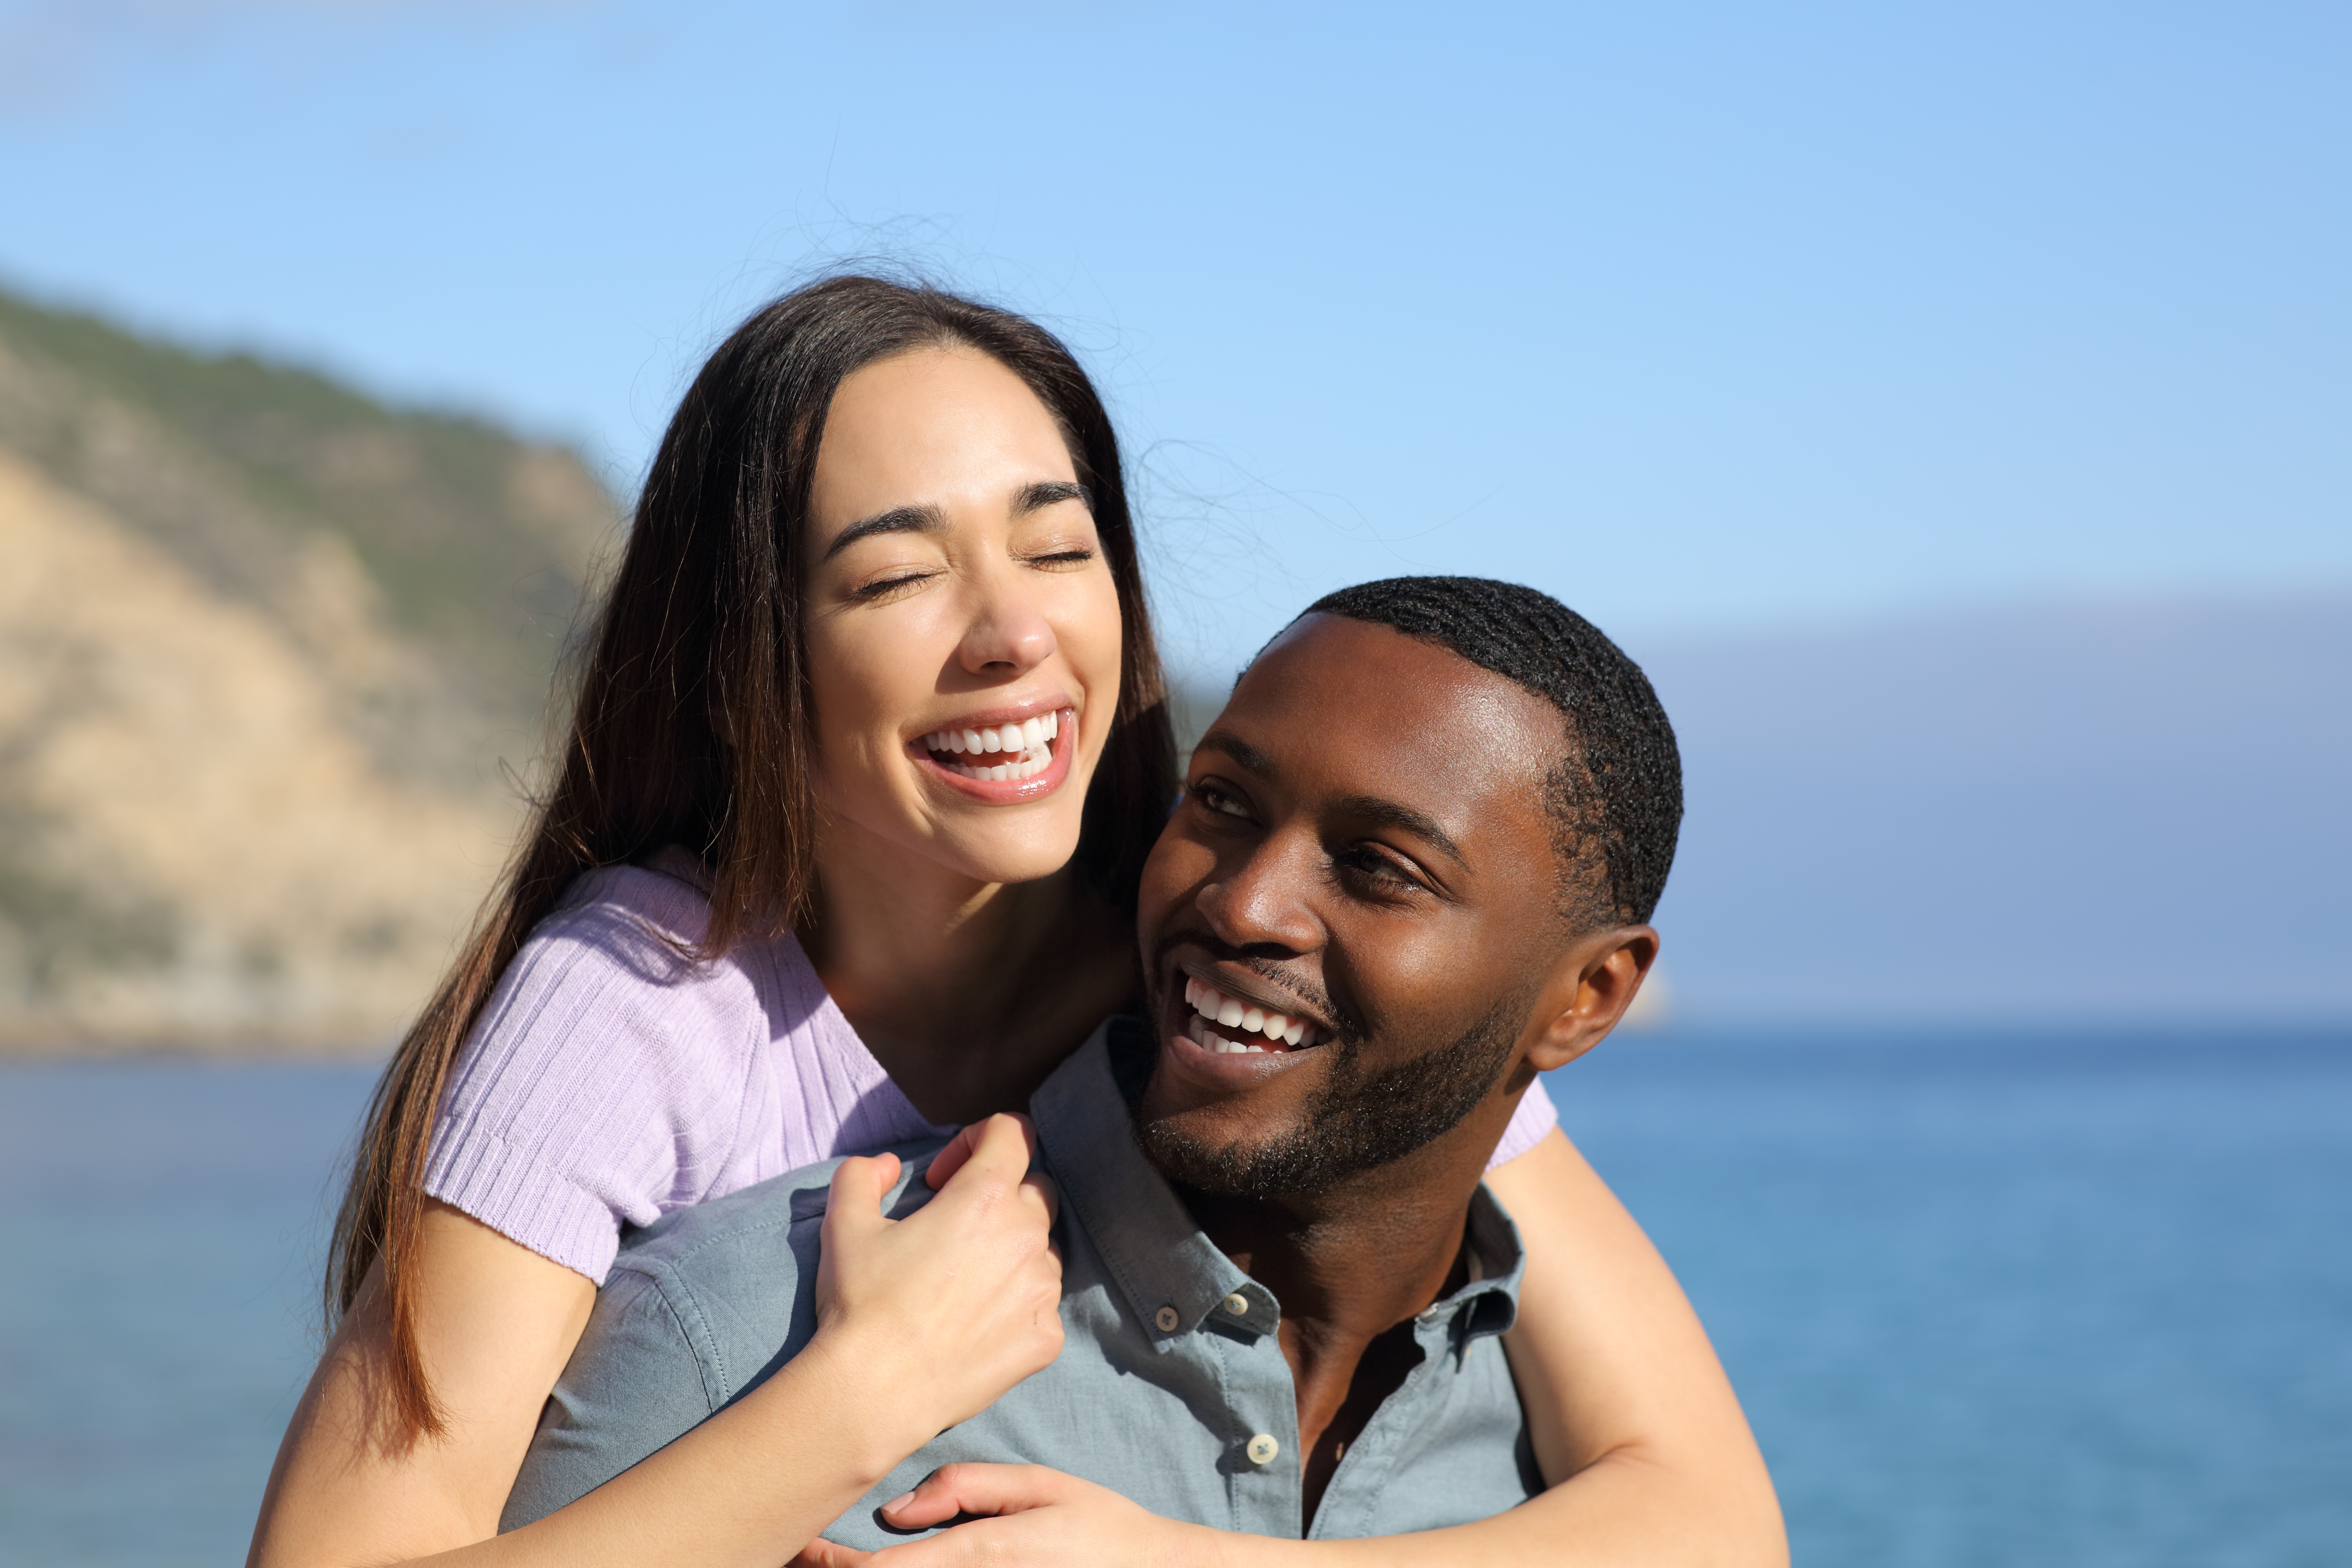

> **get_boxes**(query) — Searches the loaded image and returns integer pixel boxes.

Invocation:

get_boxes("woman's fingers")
[1020,1165,1060,1231]
[925,1113,1038,1194]
[789,1538,875,1568]
[919,1121,987,1191]
[861,1470,1190,1567]
[879,1463,1074,1529]
[808,1114,1063,1438]
[822,1152,904,1241]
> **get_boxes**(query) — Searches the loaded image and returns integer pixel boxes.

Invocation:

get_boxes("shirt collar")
[1032,1017,1526,1352]
[1033,1018,1278,1347]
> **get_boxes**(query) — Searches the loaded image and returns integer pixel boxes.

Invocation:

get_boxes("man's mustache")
[1144,927,1366,1045]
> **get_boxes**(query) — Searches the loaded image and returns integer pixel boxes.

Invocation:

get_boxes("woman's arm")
[248,1200,596,1565]
[249,1115,1062,1568]
[811,1126,1784,1568]
[1476,1124,1785,1566]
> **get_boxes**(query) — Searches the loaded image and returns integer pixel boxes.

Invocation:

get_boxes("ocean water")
[2,1029,2347,1566]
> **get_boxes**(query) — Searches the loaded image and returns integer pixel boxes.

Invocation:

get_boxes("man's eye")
[1338,845,1425,892]
[1192,784,1251,819]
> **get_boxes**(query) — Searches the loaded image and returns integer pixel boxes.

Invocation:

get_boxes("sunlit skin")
[800,345,1136,1124]
[1136,613,1655,1521]
[802,344,1121,886]
[818,617,1784,1566]
[242,345,1113,1568]
[250,356,1785,1568]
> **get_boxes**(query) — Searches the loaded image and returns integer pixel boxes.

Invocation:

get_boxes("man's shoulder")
[612,1137,949,1292]
[504,1137,952,1532]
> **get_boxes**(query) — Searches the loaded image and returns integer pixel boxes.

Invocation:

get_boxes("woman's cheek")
[1065,580,1126,744]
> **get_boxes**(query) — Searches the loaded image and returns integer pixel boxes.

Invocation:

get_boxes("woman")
[247,276,1782,1567]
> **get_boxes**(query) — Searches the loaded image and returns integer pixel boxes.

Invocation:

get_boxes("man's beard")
[1129,998,1523,1198]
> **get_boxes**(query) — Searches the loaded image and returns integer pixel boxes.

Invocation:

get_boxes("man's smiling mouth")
[1181,975,1325,1056]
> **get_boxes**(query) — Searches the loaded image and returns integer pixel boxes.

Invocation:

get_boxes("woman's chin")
[930,824,1089,889]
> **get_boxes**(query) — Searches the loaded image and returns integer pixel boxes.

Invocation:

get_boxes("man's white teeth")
[1187,1014,1280,1056]
[922,710,1063,780]
[1181,976,1317,1051]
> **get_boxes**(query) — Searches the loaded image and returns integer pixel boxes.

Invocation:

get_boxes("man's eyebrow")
[1193,729,1469,869]
[1333,794,1468,868]
[1013,479,1091,515]
[1193,727,1279,779]
[822,503,946,560]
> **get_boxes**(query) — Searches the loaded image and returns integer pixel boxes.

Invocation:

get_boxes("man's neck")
[803,819,1134,1124]
[1179,1118,1505,1525]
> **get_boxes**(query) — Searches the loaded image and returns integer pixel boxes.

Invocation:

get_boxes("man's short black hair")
[1297,576,1682,926]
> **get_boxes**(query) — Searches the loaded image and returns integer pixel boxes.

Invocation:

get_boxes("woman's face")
[802,344,1124,888]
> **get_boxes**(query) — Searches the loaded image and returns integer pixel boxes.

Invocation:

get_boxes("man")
[505,576,1691,1554]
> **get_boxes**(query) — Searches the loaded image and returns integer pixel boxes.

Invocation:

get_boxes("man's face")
[1133,614,1580,1196]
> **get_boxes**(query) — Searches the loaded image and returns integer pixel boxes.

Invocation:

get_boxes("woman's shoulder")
[534,850,716,958]
[423,855,779,1276]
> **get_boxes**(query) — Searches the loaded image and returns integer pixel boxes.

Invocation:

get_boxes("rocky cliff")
[0,292,619,1051]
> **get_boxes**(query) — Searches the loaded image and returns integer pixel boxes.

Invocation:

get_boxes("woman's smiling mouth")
[908,704,1078,802]
[920,708,1064,781]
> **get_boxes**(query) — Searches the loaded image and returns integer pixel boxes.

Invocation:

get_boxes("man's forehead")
[1214,615,1564,825]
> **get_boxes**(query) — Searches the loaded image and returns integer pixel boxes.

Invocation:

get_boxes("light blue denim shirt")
[503,1018,1541,1546]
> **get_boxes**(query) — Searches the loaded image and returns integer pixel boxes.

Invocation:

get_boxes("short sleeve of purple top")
[424,856,1559,1282]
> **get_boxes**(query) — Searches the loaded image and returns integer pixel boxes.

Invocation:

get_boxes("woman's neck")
[800,818,1137,1125]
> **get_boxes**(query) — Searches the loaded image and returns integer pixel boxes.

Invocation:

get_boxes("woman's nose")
[957,570,1058,677]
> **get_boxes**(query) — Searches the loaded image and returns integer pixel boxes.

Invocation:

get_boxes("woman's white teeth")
[922,711,1068,781]
[1182,977,1318,1053]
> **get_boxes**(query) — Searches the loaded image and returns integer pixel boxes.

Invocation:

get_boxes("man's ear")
[1522,925,1659,1075]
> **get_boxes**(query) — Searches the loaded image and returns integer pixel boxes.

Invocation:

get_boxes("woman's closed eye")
[847,568,942,604]
[1020,543,1098,571]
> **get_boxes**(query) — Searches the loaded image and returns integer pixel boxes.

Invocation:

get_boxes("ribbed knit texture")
[425,853,1558,1282]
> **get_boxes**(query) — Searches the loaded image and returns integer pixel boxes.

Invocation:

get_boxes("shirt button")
[1154,1305,1180,1332]
[1246,1433,1281,1466]
[1223,1293,1251,1316]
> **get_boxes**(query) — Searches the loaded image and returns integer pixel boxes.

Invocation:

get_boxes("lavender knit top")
[425,853,1561,1282]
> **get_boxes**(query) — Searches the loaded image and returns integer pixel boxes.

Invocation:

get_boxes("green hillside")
[0,287,621,1047]
[0,288,619,734]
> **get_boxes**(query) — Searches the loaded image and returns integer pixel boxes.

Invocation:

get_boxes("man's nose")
[956,565,1057,678]
[1194,833,1323,956]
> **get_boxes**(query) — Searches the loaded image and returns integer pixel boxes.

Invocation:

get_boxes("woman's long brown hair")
[327,276,1176,1443]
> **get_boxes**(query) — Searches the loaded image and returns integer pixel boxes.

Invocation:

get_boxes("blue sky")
[2,0,2345,670]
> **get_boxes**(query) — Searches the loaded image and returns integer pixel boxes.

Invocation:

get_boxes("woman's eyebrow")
[1013,479,1090,514]
[823,503,945,559]
[824,481,1085,560]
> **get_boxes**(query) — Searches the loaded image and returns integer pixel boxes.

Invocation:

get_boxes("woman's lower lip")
[910,713,1076,804]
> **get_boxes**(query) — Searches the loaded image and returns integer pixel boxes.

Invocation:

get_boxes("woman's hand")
[810,1114,1066,1461]
[791,1466,1219,1568]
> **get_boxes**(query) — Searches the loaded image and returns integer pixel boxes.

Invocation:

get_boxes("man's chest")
[819,1278,1540,1549]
